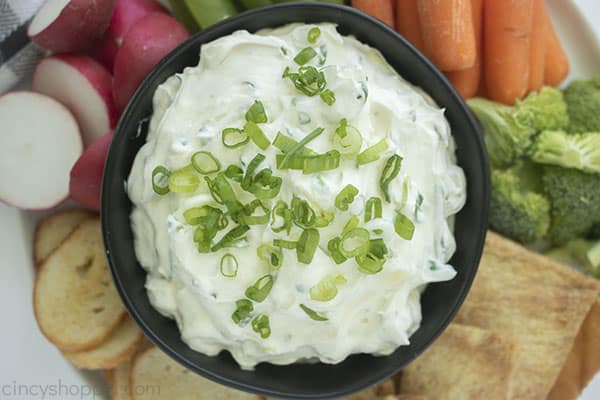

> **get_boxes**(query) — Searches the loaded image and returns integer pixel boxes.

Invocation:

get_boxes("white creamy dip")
[128,23,466,370]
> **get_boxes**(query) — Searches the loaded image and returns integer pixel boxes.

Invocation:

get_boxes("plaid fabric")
[0,0,44,93]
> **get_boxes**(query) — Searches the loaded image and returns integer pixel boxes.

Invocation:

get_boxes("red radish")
[28,0,115,53]
[69,131,113,210]
[90,0,166,71]
[113,13,189,112]
[32,54,118,147]
[0,92,83,210]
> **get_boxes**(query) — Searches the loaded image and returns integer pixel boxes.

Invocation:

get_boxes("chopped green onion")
[231,299,253,325]
[294,47,318,65]
[168,166,199,193]
[243,121,270,150]
[245,274,274,303]
[315,210,334,228]
[380,154,403,203]
[356,253,385,274]
[283,66,327,97]
[372,228,384,235]
[364,197,383,222]
[394,212,415,240]
[307,27,321,44]
[251,314,271,339]
[257,244,284,270]
[220,254,238,277]
[301,150,340,174]
[224,165,243,182]
[339,228,370,258]
[184,205,223,227]
[291,196,317,229]
[333,119,362,158]
[335,184,359,211]
[191,151,221,175]
[296,228,320,264]
[204,174,244,220]
[357,139,389,166]
[310,275,338,302]
[327,237,347,264]
[320,89,336,105]
[250,169,282,200]
[222,128,249,149]
[242,154,265,191]
[271,200,293,234]
[342,215,360,235]
[211,225,250,251]
[368,238,389,259]
[245,100,268,124]
[273,238,297,249]
[300,304,328,321]
[278,127,324,169]
[273,132,317,156]
[241,199,270,225]
[152,166,170,195]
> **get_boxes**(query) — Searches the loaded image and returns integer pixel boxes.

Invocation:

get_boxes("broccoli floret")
[563,77,600,133]
[467,97,535,167]
[515,87,569,132]
[546,240,600,278]
[542,166,600,244]
[489,163,550,243]
[529,130,600,174]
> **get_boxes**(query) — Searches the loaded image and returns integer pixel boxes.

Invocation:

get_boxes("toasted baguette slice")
[34,209,94,264]
[104,369,115,389]
[130,347,260,400]
[34,218,126,351]
[111,357,133,400]
[63,317,143,369]
[348,379,395,399]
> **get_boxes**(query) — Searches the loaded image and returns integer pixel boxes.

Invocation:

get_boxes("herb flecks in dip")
[128,23,466,370]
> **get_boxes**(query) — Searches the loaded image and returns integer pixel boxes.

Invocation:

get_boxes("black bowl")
[101,3,490,399]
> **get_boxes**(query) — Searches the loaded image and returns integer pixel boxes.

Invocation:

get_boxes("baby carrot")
[484,0,534,104]
[445,0,483,98]
[528,0,547,91]
[395,0,425,53]
[417,0,476,71]
[353,0,395,28]
[543,6,569,86]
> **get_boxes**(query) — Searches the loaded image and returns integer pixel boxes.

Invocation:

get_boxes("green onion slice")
[320,89,336,105]
[222,128,249,149]
[380,154,403,203]
[243,121,270,150]
[273,238,298,249]
[220,253,238,277]
[152,166,170,195]
[271,200,293,234]
[191,151,221,175]
[242,154,265,191]
[251,314,271,339]
[394,212,415,240]
[296,228,320,264]
[364,197,383,222]
[241,199,270,225]
[342,215,360,236]
[184,205,223,227]
[224,165,244,182]
[327,237,347,264]
[333,118,362,157]
[291,196,317,229]
[231,299,253,325]
[300,304,328,321]
[245,274,274,303]
[357,139,389,166]
[283,66,327,97]
[211,225,250,251]
[294,47,317,65]
[257,244,284,270]
[168,166,199,194]
[356,253,385,275]
[278,127,324,169]
[308,27,321,44]
[339,228,370,258]
[301,150,341,174]
[204,174,245,220]
[273,132,317,156]
[335,184,359,211]
[315,210,334,228]
[310,275,338,302]
[245,100,268,124]
[250,169,282,200]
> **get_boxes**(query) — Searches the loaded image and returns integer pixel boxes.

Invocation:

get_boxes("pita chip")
[398,324,518,400]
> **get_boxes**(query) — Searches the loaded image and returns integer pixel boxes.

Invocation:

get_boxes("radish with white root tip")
[28,0,115,53]
[0,92,83,210]
[69,131,113,211]
[32,54,118,147]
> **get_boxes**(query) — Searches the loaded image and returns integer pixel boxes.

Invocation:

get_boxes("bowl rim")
[101,2,490,398]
